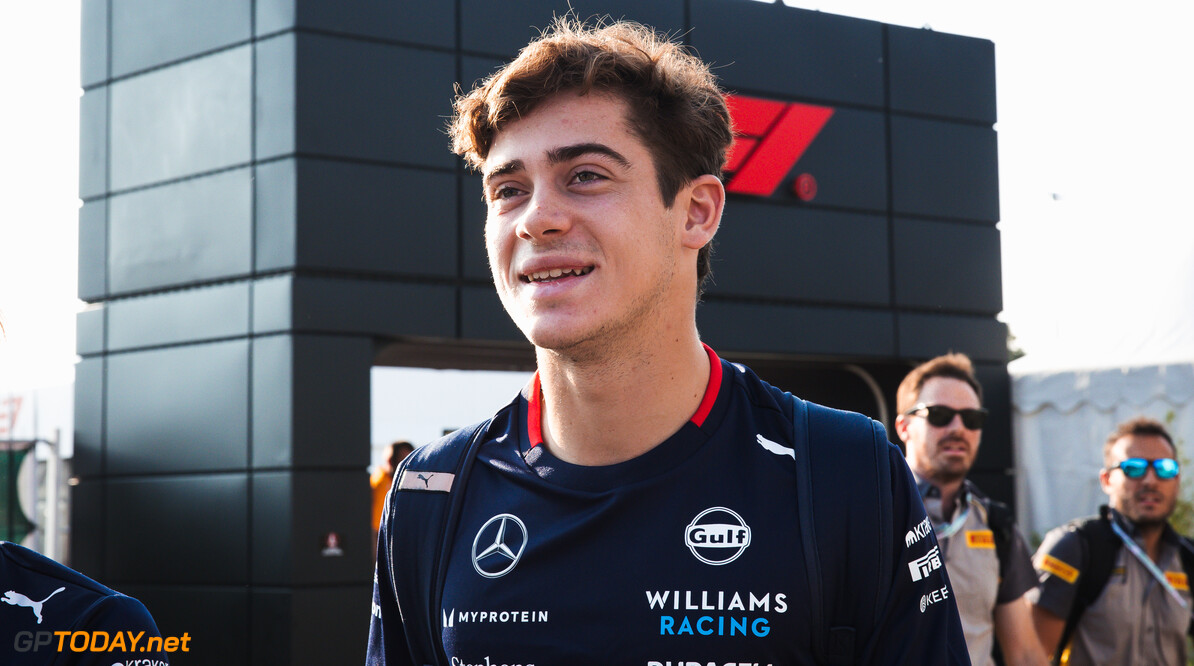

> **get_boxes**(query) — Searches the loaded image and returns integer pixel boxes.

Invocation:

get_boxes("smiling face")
[481,91,712,357]
[896,377,983,486]
[1101,434,1180,527]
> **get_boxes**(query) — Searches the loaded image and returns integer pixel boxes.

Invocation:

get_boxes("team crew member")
[1028,417,1194,665]
[368,17,969,665]
[1,540,171,665]
[894,354,1046,666]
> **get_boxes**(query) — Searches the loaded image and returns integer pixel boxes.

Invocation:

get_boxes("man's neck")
[918,470,965,520]
[1116,510,1168,562]
[535,328,710,466]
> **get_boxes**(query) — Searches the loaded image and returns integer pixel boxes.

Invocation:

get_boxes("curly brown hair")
[448,16,733,291]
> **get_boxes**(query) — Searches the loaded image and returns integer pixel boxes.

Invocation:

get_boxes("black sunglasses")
[1107,457,1180,480]
[903,403,988,430]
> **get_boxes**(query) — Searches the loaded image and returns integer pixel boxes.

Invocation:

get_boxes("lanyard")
[934,503,970,540]
[1109,519,1190,610]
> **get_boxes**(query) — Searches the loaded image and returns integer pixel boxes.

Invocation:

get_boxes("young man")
[368,18,968,665]
[1028,417,1193,664]
[894,354,1047,666]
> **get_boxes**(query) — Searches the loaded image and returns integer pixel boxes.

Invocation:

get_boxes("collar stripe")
[526,344,723,448]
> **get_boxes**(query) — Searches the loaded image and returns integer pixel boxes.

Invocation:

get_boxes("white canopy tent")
[1012,362,1194,542]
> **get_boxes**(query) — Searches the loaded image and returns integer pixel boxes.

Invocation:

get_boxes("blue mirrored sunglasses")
[1108,457,1180,479]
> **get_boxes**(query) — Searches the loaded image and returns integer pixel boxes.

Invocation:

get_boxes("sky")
[1,1,1192,396]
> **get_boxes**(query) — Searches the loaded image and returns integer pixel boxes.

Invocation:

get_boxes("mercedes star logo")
[471,513,528,578]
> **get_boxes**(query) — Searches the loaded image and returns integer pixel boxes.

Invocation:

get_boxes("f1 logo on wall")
[725,94,835,201]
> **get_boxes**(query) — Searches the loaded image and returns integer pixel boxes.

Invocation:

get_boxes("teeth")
[526,267,592,282]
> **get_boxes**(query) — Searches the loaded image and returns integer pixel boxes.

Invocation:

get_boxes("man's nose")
[516,189,572,240]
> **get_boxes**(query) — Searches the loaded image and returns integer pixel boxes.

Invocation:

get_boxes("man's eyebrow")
[482,159,524,189]
[547,143,631,169]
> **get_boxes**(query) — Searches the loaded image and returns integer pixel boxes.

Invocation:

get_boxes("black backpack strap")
[985,498,1015,572]
[1055,510,1120,664]
[1176,535,1194,638]
[387,419,491,666]
[791,398,892,665]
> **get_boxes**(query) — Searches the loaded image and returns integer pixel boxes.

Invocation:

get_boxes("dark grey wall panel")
[110,47,252,190]
[767,106,887,211]
[78,88,107,199]
[893,218,1002,314]
[257,158,458,276]
[461,173,490,280]
[254,159,296,272]
[78,201,107,301]
[294,34,456,168]
[80,0,108,87]
[890,116,999,222]
[699,301,895,357]
[692,1,883,106]
[106,475,248,584]
[251,587,370,664]
[461,286,524,342]
[888,25,996,124]
[897,312,1007,363]
[111,0,251,78]
[712,204,889,305]
[250,335,292,467]
[106,341,249,474]
[127,586,249,666]
[461,56,504,96]
[254,276,456,338]
[76,308,105,357]
[108,168,253,294]
[68,481,104,577]
[73,358,104,478]
[460,0,684,57]
[107,283,251,351]
[254,34,295,162]
[251,276,293,334]
[257,0,454,48]
[972,364,1012,470]
[252,471,372,585]
[252,335,372,469]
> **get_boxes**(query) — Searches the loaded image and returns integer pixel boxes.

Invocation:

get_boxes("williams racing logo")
[685,507,751,566]
[908,545,943,582]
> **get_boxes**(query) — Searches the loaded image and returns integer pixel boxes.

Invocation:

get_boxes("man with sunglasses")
[1027,417,1194,665]
[895,353,1047,666]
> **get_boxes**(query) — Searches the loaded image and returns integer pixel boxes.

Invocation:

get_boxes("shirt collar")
[1103,505,1182,545]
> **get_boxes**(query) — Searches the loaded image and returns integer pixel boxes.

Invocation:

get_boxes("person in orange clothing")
[371,441,413,551]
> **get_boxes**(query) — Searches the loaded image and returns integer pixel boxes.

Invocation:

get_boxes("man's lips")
[938,437,969,455]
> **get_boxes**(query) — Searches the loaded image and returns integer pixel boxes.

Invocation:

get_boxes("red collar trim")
[526,344,722,448]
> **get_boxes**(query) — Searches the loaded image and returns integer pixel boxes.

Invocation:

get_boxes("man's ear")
[894,414,911,443]
[679,174,724,249]
[1098,468,1112,494]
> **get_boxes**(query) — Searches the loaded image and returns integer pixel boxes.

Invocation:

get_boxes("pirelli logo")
[1040,554,1079,584]
[1166,571,1189,592]
[965,530,995,549]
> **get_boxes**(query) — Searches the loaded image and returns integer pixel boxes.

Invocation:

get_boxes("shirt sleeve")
[1025,527,1085,619]
[73,593,172,665]
[366,487,414,666]
[859,444,972,665]
[995,525,1039,604]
